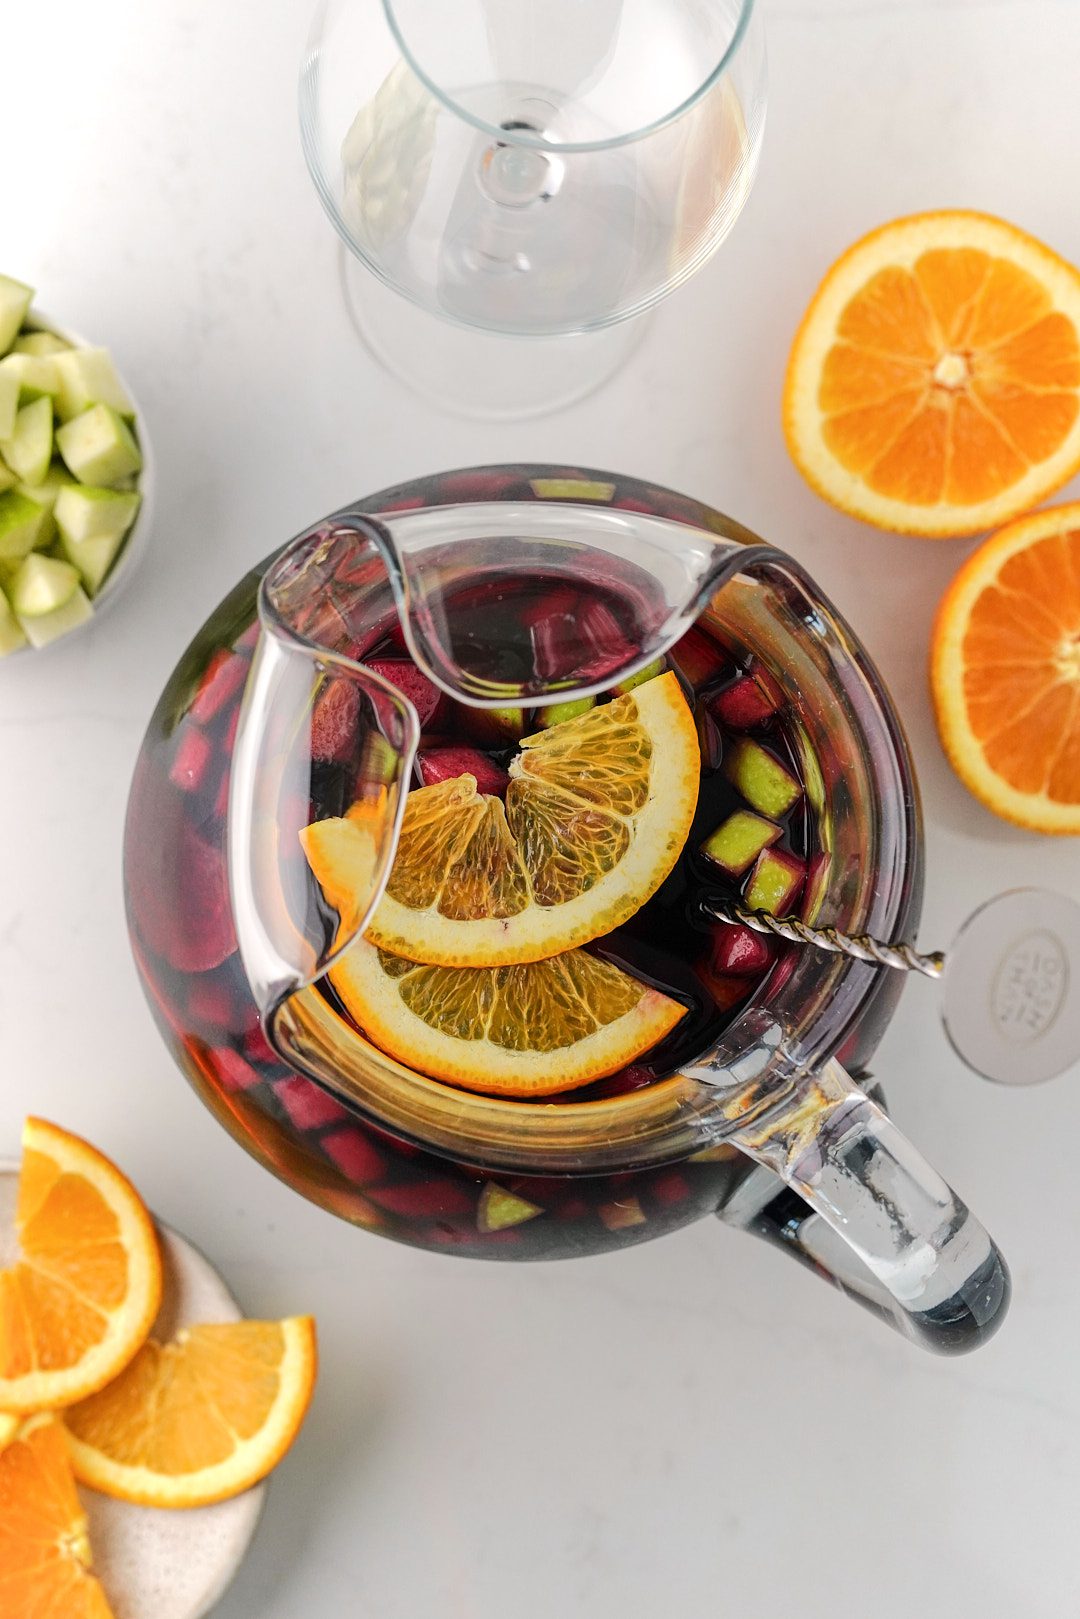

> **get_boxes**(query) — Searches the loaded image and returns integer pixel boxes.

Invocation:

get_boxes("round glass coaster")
[0,1168,265,1619]
[941,888,1080,1087]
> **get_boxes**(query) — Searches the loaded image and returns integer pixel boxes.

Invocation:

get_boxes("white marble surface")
[3,1,1080,1615]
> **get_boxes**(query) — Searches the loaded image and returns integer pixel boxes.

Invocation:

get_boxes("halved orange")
[784,211,1080,537]
[330,937,686,1096]
[303,672,700,968]
[931,502,1080,832]
[62,1316,317,1508]
[0,1415,115,1619]
[0,1119,162,1413]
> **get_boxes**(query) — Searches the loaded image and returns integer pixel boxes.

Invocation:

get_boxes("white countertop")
[3,1,1080,1615]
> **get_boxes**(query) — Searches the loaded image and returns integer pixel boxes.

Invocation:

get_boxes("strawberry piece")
[190,649,250,725]
[711,673,781,731]
[709,923,775,976]
[274,1076,350,1132]
[321,1126,388,1184]
[367,1178,476,1218]
[311,678,361,763]
[168,725,214,793]
[670,626,734,692]
[364,659,443,727]
[417,747,510,796]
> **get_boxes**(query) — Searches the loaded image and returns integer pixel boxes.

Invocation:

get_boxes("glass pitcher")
[124,464,1009,1353]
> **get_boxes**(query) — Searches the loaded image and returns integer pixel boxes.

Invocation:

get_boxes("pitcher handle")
[724,1059,1010,1353]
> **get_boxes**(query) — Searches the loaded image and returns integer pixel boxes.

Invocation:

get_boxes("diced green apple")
[701,809,782,877]
[0,456,14,495]
[612,657,666,694]
[0,489,47,559]
[54,484,140,545]
[0,352,60,403]
[54,347,135,422]
[724,737,803,818]
[12,330,71,357]
[0,366,18,439]
[536,695,595,728]
[17,463,75,514]
[10,551,79,616]
[0,396,53,485]
[17,584,93,648]
[745,847,806,916]
[56,404,141,486]
[59,532,121,596]
[0,585,27,654]
[0,275,33,355]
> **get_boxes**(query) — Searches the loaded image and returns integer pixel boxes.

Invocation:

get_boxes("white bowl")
[7,309,155,656]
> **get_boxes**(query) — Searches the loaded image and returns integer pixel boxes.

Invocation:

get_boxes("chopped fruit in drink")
[207,1046,261,1093]
[0,396,52,485]
[273,1076,349,1132]
[699,969,753,1012]
[127,802,237,973]
[417,746,509,796]
[53,346,135,422]
[612,656,666,694]
[0,1118,162,1412]
[340,672,699,967]
[365,657,443,728]
[56,403,141,486]
[477,1183,544,1233]
[930,501,1080,833]
[575,597,634,677]
[587,1062,654,1098]
[456,701,529,746]
[0,1417,117,1619]
[701,809,782,877]
[670,625,732,690]
[330,937,687,1096]
[0,586,26,654]
[0,274,33,353]
[710,923,775,976]
[320,1125,387,1183]
[10,552,78,616]
[711,671,782,730]
[0,351,60,403]
[0,365,17,438]
[168,724,213,792]
[0,489,45,559]
[527,585,580,680]
[724,736,802,817]
[189,647,249,724]
[535,695,595,728]
[598,1197,647,1230]
[366,1178,476,1218]
[63,1316,318,1508]
[784,211,1080,537]
[650,1170,690,1207]
[745,847,806,915]
[18,585,93,648]
[12,329,70,356]
[311,677,361,763]
[802,851,831,923]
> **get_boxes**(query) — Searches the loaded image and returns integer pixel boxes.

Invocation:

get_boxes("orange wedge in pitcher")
[931,502,1080,832]
[0,1416,115,1619]
[784,211,1080,536]
[0,1119,162,1413]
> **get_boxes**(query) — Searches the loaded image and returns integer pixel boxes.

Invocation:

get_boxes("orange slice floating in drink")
[931,501,1080,832]
[330,937,686,1096]
[784,211,1080,537]
[303,671,700,967]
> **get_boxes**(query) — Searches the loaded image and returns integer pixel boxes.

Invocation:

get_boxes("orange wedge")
[330,937,685,1096]
[784,211,1080,536]
[0,1119,162,1413]
[0,1415,115,1619]
[930,502,1080,832]
[63,1316,317,1508]
[303,672,700,967]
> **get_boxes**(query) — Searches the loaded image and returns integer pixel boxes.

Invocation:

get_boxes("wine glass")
[299,0,766,417]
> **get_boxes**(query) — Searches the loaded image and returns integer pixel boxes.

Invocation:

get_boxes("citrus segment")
[0,1415,115,1619]
[330,937,686,1096]
[62,1316,317,1508]
[784,211,1080,536]
[0,1119,162,1413]
[305,672,700,967]
[930,502,1080,832]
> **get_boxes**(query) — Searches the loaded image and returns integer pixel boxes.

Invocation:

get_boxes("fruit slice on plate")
[304,671,700,967]
[784,211,1080,537]
[0,1415,115,1619]
[331,937,686,1096]
[63,1316,317,1508]
[930,501,1080,833]
[0,1118,162,1413]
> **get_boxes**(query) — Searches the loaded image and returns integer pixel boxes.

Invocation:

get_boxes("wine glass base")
[339,249,650,421]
